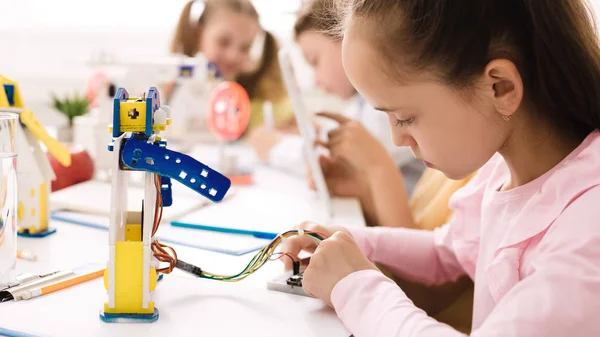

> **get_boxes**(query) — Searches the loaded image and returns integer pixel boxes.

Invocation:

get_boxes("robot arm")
[20,108,71,167]
[102,86,231,323]
[0,74,72,237]
[120,137,230,202]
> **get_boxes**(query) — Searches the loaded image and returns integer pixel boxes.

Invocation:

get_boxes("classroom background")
[4,1,600,336]
[0,2,370,335]
[0,0,347,129]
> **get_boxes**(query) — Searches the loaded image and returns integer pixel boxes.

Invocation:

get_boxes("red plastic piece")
[206,82,251,142]
[47,146,95,192]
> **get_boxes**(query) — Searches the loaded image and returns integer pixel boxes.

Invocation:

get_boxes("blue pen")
[0,327,42,337]
[170,220,278,240]
[251,231,278,240]
[51,213,268,256]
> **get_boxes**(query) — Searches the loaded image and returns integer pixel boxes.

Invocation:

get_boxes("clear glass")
[0,112,18,284]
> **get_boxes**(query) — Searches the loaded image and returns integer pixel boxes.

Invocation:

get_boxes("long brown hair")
[171,0,286,101]
[334,0,600,141]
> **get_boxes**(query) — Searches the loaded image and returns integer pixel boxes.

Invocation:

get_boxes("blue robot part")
[179,64,194,78]
[17,228,57,238]
[100,308,159,323]
[207,62,222,79]
[121,137,231,202]
[2,84,15,106]
[160,176,173,207]
[112,88,128,138]
[145,88,160,138]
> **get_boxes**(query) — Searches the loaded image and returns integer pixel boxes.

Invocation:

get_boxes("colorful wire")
[151,174,177,274]
[197,229,325,282]
[149,173,327,280]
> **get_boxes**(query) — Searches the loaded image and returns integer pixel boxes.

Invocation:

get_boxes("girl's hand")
[316,112,391,175]
[246,125,283,161]
[307,155,363,197]
[279,222,350,271]
[303,231,378,307]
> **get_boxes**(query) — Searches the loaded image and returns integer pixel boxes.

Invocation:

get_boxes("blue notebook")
[51,211,270,256]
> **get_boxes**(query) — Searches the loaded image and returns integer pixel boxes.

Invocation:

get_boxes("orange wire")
[152,175,162,236]
[269,252,298,262]
[151,174,177,274]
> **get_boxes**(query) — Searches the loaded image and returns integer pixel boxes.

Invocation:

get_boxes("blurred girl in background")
[167,0,294,135]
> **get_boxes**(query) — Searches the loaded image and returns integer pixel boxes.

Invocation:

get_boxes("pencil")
[16,249,37,261]
[263,101,274,129]
[17,268,105,300]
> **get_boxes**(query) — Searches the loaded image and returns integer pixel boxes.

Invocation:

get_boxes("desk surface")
[4,241,349,337]
[2,157,361,337]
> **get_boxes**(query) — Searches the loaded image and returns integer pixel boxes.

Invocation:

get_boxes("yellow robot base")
[17,184,57,238]
[101,221,159,323]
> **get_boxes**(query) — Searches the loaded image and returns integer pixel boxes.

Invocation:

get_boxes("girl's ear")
[483,59,524,119]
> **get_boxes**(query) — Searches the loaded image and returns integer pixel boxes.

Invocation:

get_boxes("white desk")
[1,157,363,337]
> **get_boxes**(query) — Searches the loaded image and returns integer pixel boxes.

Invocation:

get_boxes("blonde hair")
[294,0,339,40]
[171,0,286,101]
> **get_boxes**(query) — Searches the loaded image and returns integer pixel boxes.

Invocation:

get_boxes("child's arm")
[266,134,306,176]
[245,125,309,176]
[361,156,415,228]
[332,186,600,337]
[347,224,466,286]
[246,126,284,160]
[159,81,176,104]
[315,112,416,227]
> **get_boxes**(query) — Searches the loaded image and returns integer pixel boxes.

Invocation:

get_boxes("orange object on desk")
[17,249,37,261]
[47,145,94,192]
[40,268,105,296]
[228,174,253,185]
[15,267,105,301]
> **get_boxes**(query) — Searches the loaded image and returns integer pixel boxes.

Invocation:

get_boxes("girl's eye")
[239,43,251,54]
[313,57,319,67]
[395,118,414,127]
[218,37,230,48]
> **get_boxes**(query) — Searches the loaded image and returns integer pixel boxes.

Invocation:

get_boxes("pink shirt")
[332,130,600,336]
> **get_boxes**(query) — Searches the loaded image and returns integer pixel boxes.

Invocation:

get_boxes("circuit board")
[266,269,312,297]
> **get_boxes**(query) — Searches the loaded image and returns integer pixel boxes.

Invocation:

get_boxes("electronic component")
[266,269,311,298]
[285,260,303,287]
[292,260,300,276]
[175,259,203,278]
[286,271,304,287]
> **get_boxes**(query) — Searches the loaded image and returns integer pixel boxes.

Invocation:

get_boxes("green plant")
[51,92,90,128]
